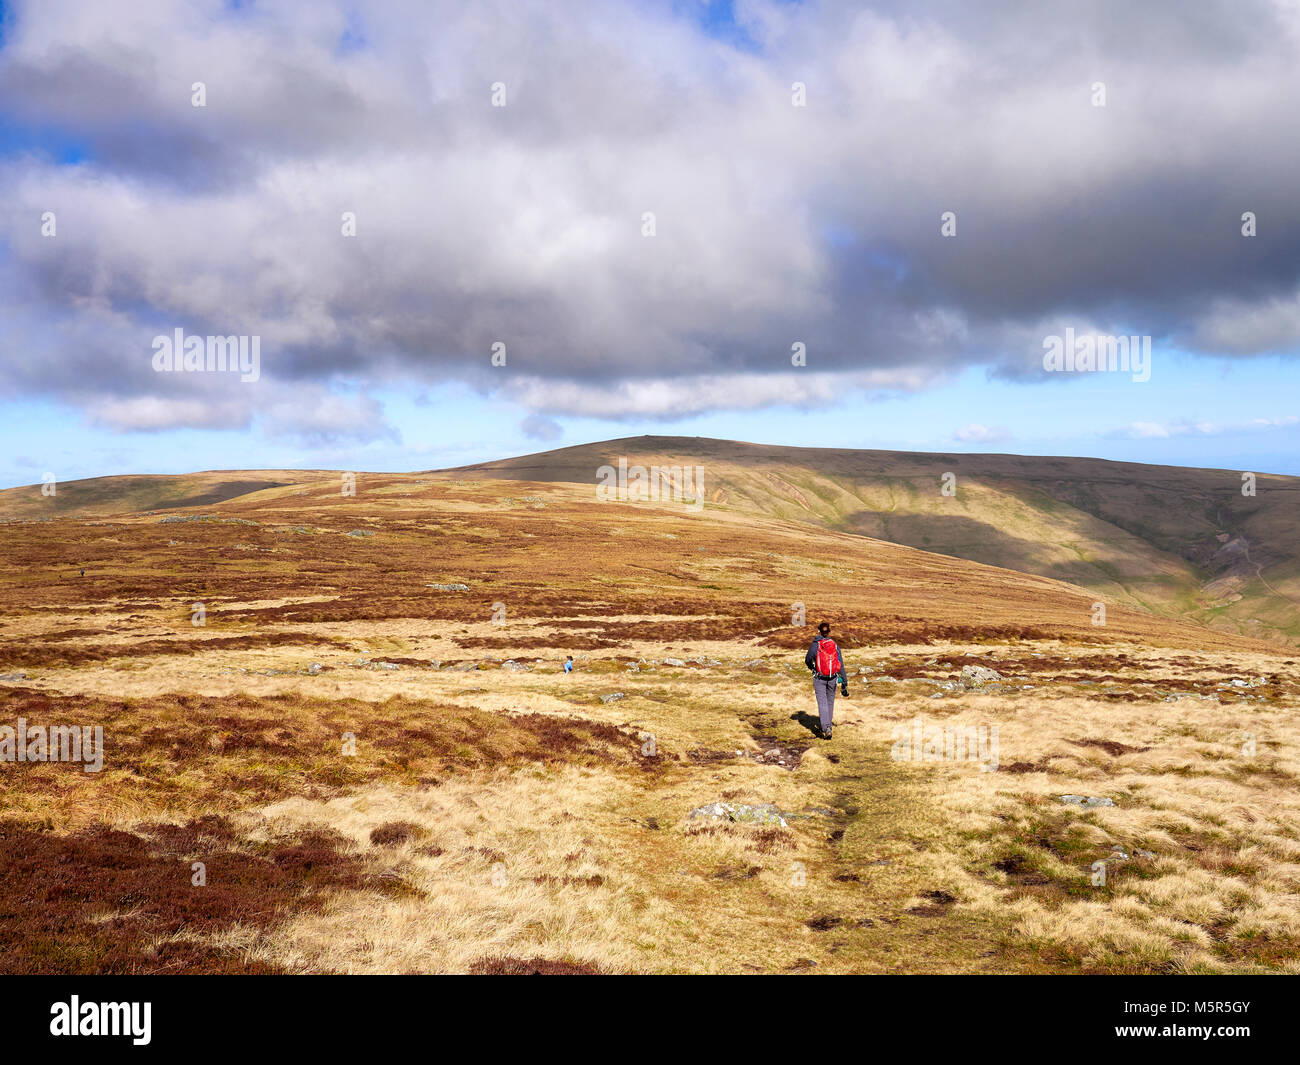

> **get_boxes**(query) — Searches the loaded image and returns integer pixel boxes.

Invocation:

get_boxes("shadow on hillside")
[168,480,293,509]
[843,510,1051,570]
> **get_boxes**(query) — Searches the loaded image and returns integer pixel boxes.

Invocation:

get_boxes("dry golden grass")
[0,471,1296,973]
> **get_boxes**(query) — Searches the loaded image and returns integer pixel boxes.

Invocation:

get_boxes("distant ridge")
[457,436,1300,645]
[1,436,1295,644]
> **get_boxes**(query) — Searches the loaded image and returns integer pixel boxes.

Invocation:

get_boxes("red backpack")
[814,638,840,677]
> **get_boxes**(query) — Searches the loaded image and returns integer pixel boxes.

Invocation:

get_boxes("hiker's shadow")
[790,711,821,738]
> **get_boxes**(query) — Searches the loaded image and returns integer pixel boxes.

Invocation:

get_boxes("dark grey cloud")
[1,0,1297,432]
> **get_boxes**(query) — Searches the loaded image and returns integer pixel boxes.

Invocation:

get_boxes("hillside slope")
[0,471,318,520]
[2,468,1296,974]
[455,436,1300,644]
[2,436,1295,643]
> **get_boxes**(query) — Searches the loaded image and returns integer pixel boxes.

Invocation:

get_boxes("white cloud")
[1115,415,1297,440]
[502,368,943,419]
[1,0,1298,434]
[520,413,562,441]
[952,423,1011,444]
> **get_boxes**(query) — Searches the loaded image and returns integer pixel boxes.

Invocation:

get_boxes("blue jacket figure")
[564,656,573,674]
[805,622,847,740]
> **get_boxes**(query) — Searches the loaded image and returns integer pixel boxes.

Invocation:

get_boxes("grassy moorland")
[463,436,1300,645]
[0,467,1297,974]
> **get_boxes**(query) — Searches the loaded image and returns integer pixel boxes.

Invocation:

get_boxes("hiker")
[805,622,848,739]
[563,656,573,675]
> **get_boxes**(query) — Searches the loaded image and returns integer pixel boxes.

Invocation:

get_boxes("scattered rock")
[501,659,529,672]
[157,514,258,526]
[307,662,323,675]
[663,658,686,667]
[600,692,625,704]
[688,802,788,827]
[346,529,375,538]
[960,665,1004,690]
[426,583,470,591]
[1060,795,1115,807]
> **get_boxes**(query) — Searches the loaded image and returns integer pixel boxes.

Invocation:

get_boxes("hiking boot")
[822,726,833,740]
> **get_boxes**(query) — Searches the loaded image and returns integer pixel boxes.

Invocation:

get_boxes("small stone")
[689,801,787,827]
[960,665,1005,690]
[601,692,626,704]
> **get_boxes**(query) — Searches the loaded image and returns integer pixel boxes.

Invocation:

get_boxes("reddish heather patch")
[1070,738,1152,757]
[0,817,409,974]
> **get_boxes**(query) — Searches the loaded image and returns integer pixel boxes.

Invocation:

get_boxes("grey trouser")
[813,676,837,732]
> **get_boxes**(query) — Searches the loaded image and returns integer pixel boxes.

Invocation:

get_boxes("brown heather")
[0,453,1296,973]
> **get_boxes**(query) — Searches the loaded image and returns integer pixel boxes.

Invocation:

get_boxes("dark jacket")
[806,637,846,685]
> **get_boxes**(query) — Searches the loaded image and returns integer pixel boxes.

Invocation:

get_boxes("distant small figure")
[564,656,573,675]
[80,568,85,577]
[805,621,848,740]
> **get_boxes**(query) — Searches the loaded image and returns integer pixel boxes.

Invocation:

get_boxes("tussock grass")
[1,473,1295,972]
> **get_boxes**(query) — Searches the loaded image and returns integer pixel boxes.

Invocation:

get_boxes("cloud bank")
[1,0,1298,438]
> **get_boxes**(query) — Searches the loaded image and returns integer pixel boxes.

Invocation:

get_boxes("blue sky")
[1,0,1297,488]
[4,353,1296,487]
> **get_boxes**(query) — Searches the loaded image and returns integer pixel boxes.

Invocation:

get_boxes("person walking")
[805,621,848,739]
